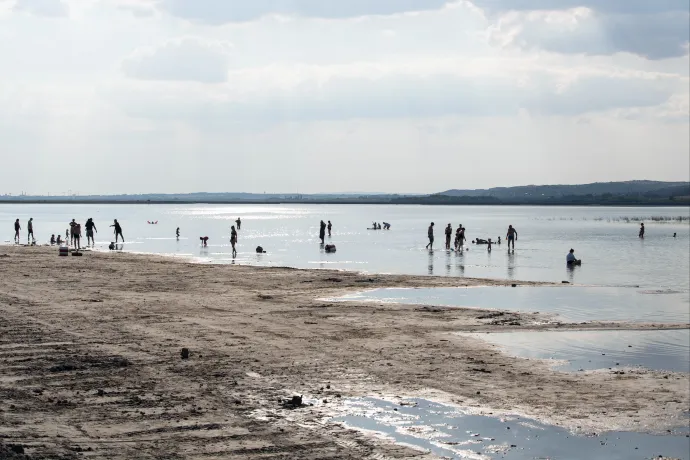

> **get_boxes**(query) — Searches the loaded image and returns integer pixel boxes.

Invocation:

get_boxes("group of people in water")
[369,222,390,230]
[426,222,518,253]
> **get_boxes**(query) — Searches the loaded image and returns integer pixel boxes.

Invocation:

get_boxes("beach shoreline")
[1,246,688,459]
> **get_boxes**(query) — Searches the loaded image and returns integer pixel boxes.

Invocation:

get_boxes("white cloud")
[122,37,233,83]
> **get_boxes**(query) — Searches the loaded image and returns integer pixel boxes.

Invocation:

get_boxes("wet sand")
[0,246,688,459]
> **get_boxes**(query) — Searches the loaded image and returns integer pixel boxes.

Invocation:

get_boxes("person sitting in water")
[382,222,390,230]
[50,234,56,245]
[497,237,501,245]
[566,248,581,265]
[200,236,209,247]
[474,238,489,244]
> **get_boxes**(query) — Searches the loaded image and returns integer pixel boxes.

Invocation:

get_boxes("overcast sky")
[1,0,688,195]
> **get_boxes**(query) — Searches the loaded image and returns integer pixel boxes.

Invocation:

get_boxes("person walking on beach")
[506,225,518,251]
[425,222,435,250]
[235,218,242,230]
[319,220,327,244]
[111,219,124,243]
[27,218,35,244]
[327,220,332,237]
[14,219,20,243]
[230,225,238,257]
[85,218,97,246]
[445,224,452,249]
[639,223,645,239]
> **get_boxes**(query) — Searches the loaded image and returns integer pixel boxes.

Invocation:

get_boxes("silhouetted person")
[319,220,326,244]
[27,218,35,243]
[673,233,677,238]
[639,223,645,238]
[73,223,82,250]
[426,222,435,250]
[85,218,97,246]
[567,248,581,265]
[506,225,518,250]
[69,219,77,246]
[487,238,493,252]
[50,234,56,245]
[230,225,238,257]
[13,219,20,243]
[200,236,209,247]
[56,235,63,245]
[445,224,452,249]
[236,218,241,230]
[111,219,124,243]
[327,220,332,237]
[176,227,180,239]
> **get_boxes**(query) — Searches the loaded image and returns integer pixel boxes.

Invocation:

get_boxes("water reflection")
[506,251,516,279]
[427,250,434,275]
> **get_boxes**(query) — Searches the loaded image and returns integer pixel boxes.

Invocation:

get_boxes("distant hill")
[440,181,690,199]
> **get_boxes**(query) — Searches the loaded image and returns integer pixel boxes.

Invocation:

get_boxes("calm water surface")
[1,204,688,290]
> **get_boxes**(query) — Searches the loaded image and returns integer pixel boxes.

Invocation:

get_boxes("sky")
[0,0,688,195]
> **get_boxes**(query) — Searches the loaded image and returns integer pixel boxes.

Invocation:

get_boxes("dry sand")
[0,246,688,459]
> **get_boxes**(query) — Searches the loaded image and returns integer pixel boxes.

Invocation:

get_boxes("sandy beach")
[0,246,688,459]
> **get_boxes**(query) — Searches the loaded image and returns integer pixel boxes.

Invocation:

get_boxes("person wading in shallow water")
[235,218,241,230]
[14,219,21,244]
[27,218,35,244]
[111,219,124,243]
[319,220,327,244]
[639,223,645,238]
[85,218,97,246]
[445,223,452,249]
[506,225,518,251]
[327,220,332,237]
[425,222,435,250]
[230,225,238,257]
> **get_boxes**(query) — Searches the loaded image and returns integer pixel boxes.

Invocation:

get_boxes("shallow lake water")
[331,286,690,324]
[1,204,688,290]
[334,397,690,460]
[461,329,690,373]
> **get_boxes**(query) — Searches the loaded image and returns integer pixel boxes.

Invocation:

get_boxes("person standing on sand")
[14,219,21,243]
[69,219,77,246]
[27,218,35,244]
[319,220,326,244]
[425,222,435,250]
[327,220,332,237]
[73,222,82,250]
[235,218,241,230]
[445,223,452,249]
[85,218,97,246]
[506,225,518,251]
[639,223,645,238]
[111,219,124,243]
[230,225,238,257]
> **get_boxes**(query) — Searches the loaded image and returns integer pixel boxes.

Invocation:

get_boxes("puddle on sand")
[331,286,690,323]
[334,398,690,460]
[462,329,690,373]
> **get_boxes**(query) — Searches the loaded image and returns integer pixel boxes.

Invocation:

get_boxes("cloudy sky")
[1,0,688,195]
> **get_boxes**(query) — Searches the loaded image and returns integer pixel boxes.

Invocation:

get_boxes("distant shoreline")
[0,199,688,206]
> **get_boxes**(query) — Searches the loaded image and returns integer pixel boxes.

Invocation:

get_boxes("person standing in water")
[73,222,82,250]
[506,225,518,251]
[14,219,21,243]
[327,220,332,237]
[235,218,242,230]
[27,218,35,244]
[445,223,452,249]
[111,219,124,243]
[176,227,180,239]
[85,218,97,246]
[319,220,326,244]
[425,222,435,250]
[230,225,238,257]
[639,223,645,238]
[69,219,77,246]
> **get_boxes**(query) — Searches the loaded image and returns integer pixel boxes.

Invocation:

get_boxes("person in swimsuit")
[506,225,518,250]
[50,234,56,245]
[73,223,82,250]
[110,219,124,243]
[425,222,435,250]
[327,220,332,237]
[230,225,238,257]
[235,218,242,230]
[176,227,180,239]
[445,224,452,249]
[85,218,97,246]
[69,219,78,246]
[56,235,63,245]
[319,220,326,244]
[459,226,466,247]
[14,219,21,243]
[639,223,645,238]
